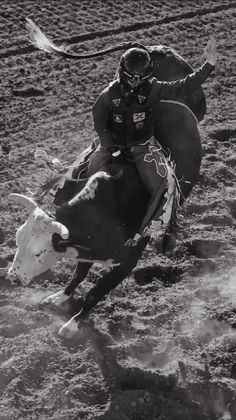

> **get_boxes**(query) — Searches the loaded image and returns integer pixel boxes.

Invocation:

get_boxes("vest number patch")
[133,112,146,122]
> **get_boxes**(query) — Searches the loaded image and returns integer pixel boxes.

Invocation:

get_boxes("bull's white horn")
[50,220,69,239]
[9,193,37,213]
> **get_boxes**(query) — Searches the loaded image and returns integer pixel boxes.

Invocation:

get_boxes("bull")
[7,22,205,337]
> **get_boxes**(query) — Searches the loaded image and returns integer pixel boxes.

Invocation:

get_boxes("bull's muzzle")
[7,266,31,287]
[7,269,21,286]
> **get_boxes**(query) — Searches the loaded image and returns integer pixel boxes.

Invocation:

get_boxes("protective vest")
[108,80,155,147]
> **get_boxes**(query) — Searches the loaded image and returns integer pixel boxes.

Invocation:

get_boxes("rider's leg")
[131,139,179,250]
[131,140,168,195]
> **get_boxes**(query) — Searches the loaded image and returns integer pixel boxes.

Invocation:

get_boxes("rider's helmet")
[119,47,153,90]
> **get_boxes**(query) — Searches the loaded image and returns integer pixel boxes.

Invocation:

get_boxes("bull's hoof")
[42,290,70,306]
[162,233,177,257]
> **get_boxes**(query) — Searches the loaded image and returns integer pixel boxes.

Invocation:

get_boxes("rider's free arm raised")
[157,38,217,97]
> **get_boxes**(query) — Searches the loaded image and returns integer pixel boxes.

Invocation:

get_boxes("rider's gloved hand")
[109,145,121,157]
[203,37,217,66]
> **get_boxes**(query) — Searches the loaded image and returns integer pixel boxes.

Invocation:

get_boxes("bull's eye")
[34,251,42,257]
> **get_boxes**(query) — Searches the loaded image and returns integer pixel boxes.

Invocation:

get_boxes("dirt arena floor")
[0,1,236,419]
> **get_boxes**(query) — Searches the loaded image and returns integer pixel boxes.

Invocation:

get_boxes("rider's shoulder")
[149,77,164,93]
[94,81,120,109]
[99,80,119,97]
[95,84,111,103]
[109,79,118,86]
[108,79,120,90]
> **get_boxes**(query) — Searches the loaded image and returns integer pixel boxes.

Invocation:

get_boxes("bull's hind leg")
[42,261,93,306]
[59,238,149,338]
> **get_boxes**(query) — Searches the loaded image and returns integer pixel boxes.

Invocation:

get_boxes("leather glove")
[109,146,121,157]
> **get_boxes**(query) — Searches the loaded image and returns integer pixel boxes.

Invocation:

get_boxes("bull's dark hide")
[153,101,201,200]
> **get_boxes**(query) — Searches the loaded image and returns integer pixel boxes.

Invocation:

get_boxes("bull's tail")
[26,18,146,60]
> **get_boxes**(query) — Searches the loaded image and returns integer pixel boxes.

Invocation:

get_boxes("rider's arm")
[92,88,116,148]
[156,61,214,98]
[156,38,217,98]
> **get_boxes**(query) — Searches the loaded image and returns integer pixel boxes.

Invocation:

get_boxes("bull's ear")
[9,193,37,213]
[50,220,69,239]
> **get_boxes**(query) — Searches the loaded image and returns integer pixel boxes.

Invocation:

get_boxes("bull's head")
[7,193,75,286]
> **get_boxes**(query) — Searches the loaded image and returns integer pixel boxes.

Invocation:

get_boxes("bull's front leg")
[59,238,148,338]
[42,261,93,306]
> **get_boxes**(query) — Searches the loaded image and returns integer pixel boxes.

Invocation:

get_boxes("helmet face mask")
[122,69,151,88]
[119,47,152,89]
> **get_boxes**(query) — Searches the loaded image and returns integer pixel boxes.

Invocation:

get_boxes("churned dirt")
[0,1,236,419]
